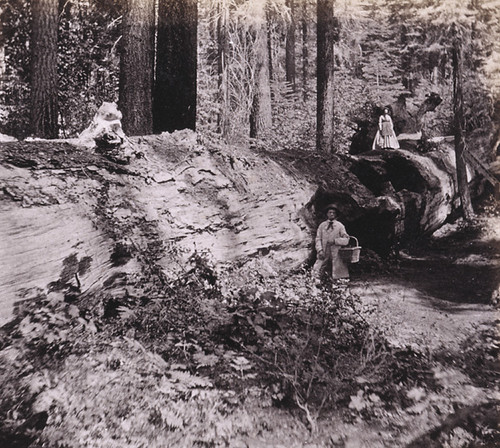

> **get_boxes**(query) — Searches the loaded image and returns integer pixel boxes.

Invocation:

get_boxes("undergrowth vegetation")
[1,247,498,446]
[0,250,432,446]
[98,253,398,417]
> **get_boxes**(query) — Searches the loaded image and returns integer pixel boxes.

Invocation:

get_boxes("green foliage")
[1,238,497,445]
[86,240,394,427]
[263,80,316,151]
[216,270,390,420]
[437,324,500,389]
[0,0,32,138]
[384,0,499,137]
[57,0,121,136]
[0,0,121,138]
[0,291,97,445]
[10,292,96,357]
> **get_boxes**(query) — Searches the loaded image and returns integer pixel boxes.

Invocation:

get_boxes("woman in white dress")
[372,107,400,150]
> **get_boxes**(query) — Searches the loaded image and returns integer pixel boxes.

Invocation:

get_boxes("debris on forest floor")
[1,259,498,447]
[351,280,496,351]
[1,135,498,447]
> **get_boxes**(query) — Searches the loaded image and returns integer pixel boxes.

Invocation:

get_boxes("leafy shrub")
[0,291,98,445]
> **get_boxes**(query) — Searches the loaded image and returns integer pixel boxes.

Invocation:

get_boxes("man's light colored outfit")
[313,219,350,279]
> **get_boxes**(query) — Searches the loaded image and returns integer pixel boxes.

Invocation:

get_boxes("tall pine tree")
[249,0,272,139]
[316,0,339,152]
[119,0,155,136]
[30,0,59,138]
[216,0,230,139]
[285,0,296,90]
[154,0,198,133]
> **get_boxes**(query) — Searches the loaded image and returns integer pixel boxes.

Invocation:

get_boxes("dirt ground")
[1,216,497,448]
[1,139,498,447]
[352,216,499,352]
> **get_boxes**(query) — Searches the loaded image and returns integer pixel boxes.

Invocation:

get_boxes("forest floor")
[1,212,498,448]
[0,139,499,448]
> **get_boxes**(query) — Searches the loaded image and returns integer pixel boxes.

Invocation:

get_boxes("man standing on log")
[312,205,350,282]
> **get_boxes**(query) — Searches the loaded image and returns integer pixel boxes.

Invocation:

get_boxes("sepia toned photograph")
[0,0,499,446]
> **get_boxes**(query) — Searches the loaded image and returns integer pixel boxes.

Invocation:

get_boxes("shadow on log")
[270,146,457,259]
[0,134,462,324]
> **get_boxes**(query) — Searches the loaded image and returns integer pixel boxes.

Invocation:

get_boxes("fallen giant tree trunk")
[0,134,465,324]
[269,144,460,258]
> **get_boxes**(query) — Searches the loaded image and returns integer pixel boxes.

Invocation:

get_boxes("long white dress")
[372,114,400,150]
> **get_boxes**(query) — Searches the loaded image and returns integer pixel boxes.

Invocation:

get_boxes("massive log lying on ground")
[0,133,462,324]
[0,133,314,324]
[268,145,458,257]
[344,148,457,254]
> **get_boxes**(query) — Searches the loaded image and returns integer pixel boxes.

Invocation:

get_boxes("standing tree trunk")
[266,3,274,83]
[30,0,59,138]
[490,99,500,161]
[452,32,474,220]
[249,9,272,140]
[301,0,308,100]
[217,0,230,139]
[154,0,198,133]
[285,0,296,91]
[316,0,337,152]
[119,0,155,136]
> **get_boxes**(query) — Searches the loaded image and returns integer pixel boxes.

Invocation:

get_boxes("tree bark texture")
[249,13,272,139]
[30,0,59,138]
[154,0,198,133]
[452,36,474,220]
[301,0,308,100]
[285,0,296,90]
[0,137,473,323]
[217,0,230,139]
[119,0,155,136]
[489,99,500,161]
[316,0,336,152]
[266,4,274,82]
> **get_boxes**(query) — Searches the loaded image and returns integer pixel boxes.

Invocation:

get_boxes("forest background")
[1,1,500,446]
[1,0,500,159]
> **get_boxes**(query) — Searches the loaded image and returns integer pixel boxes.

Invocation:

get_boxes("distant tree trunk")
[285,0,296,91]
[119,0,154,136]
[217,0,230,139]
[154,0,197,133]
[452,33,474,220]
[317,0,337,152]
[266,3,274,82]
[249,11,272,139]
[490,99,500,161]
[301,0,308,100]
[30,0,58,138]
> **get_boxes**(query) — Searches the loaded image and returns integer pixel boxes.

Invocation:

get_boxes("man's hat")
[325,204,338,212]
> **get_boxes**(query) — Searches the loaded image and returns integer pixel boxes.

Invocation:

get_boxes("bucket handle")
[348,236,359,247]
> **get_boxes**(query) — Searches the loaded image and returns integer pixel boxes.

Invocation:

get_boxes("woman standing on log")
[372,107,400,150]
